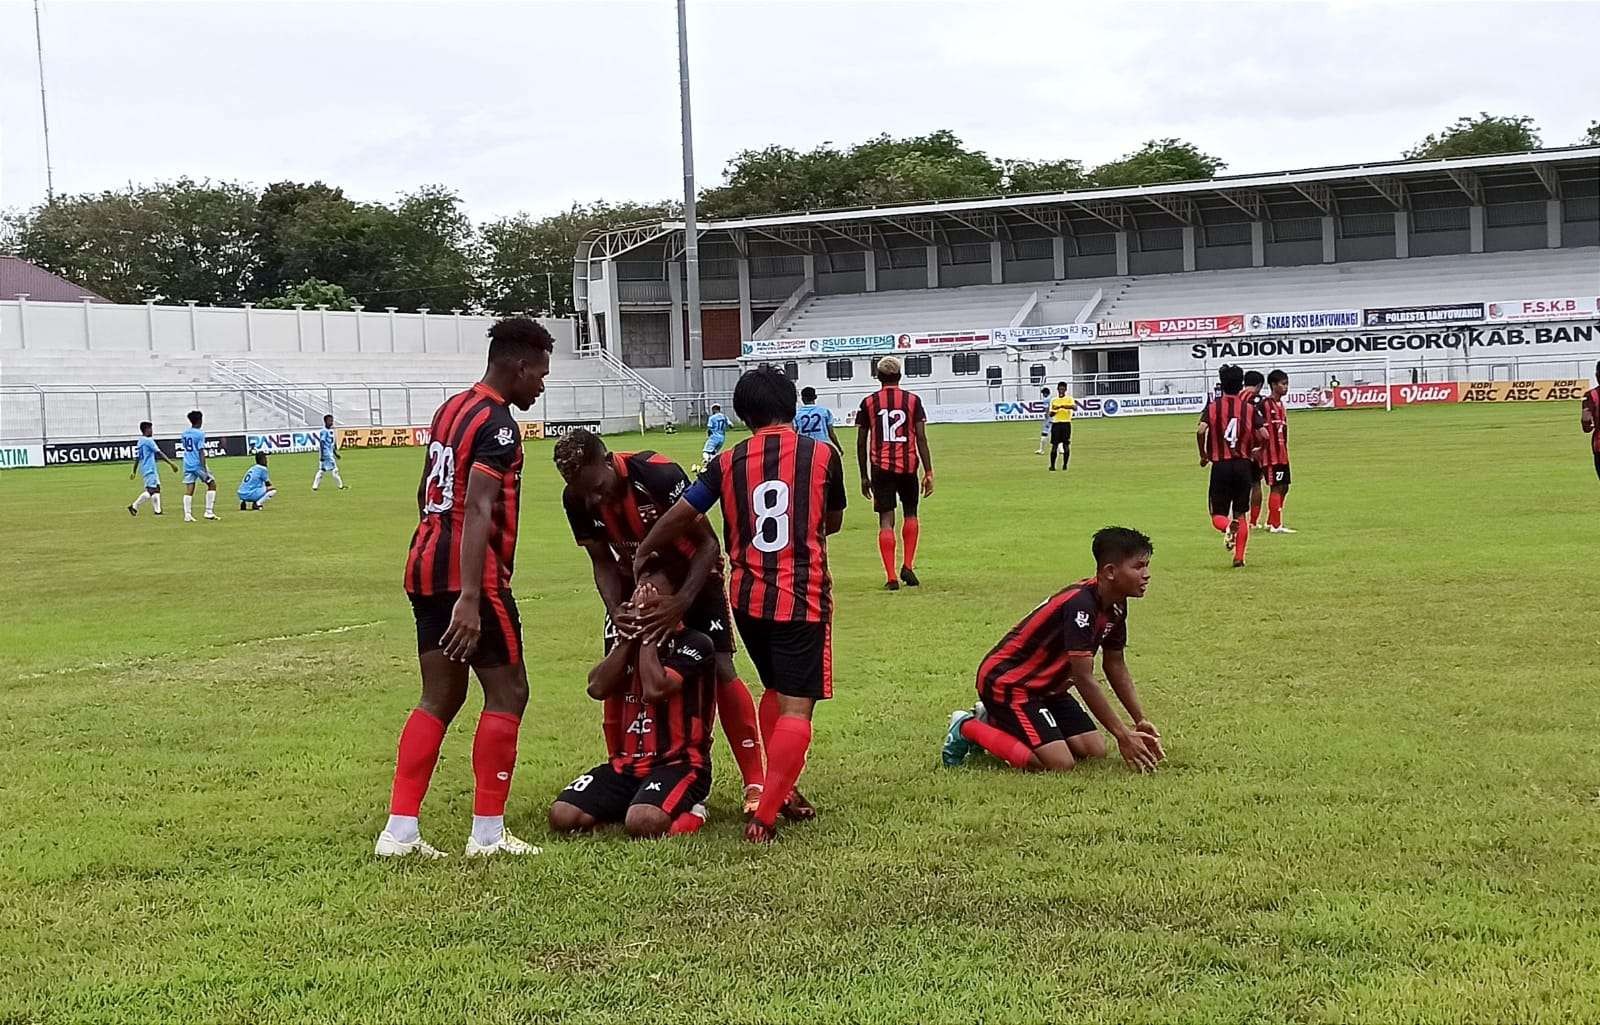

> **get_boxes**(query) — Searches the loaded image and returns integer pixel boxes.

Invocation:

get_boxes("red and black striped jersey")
[977,579,1128,705]
[564,451,705,581]
[611,629,717,777]
[857,386,927,474]
[1260,396,1289,465]
[687,426,847,623]
[1585,388,1600,454]
[1199,393,1262,463]
[404,382,523,596]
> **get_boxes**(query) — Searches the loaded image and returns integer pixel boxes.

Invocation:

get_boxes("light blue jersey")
[793,404,834,444]
[317,427,337,469]
[181,427,206,471]
[237,464,270,501]
[706,412,730,438]
[136,436,161,486]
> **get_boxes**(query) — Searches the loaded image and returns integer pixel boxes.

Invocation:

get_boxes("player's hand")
[1198,456,1210,467]
[921,471,935,498]
[634,591,690,646]
[1133,720,1165,760]
[1116,731,1160,773]
[440,593,482,663]
[129,471,137,480]
[612,600,643,640]
[861,480,873,500]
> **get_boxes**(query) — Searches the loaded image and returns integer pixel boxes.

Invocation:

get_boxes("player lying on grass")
[127,419,180,516]
[548,560,714,839]
[236,452,277,510]
[942,526,1164,773]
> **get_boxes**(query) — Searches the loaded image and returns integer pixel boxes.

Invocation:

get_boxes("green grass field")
[4,403,1599,1024]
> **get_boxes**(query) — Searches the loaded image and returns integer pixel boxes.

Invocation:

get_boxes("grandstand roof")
[584,147,1600,258]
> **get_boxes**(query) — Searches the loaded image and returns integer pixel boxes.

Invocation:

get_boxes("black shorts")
[602,579,735,656]
[981,692,1097,750]
[734,611,832,701]
[1208,459,1254,519]
[870,467,920,516]
[1270,463,1292,488]
[554,762,710,823]
[1050,421,1072,445]
[1250,461,1266,484]
[409,589,521,668]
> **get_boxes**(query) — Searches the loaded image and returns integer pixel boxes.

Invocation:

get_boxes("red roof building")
[0,256,109,303]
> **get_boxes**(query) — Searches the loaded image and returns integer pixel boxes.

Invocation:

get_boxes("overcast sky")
[1,0,1596,222]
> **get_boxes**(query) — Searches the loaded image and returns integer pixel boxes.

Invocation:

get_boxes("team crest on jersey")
[1075,611,1091,629]
[496,426,515,446]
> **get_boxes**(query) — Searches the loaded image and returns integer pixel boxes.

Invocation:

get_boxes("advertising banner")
[246,430,324,454]
[1285,388,1333,410]
[517,422,543,441]
[412,427,432,446]
[542,420,601,439]
[0,444,45,469]
[895,329,994,351]
[44,434,246,465]
[1331,386,1389,409]
[1389,382,1461,406]
[1134,316,1245,340]
[1485,297,1599,322]
[336,427,417,449]
[740,335,896,359]
[1245,309,1361,334]
[1458,379,1591,403]
[1096,321,1133,339]
[992,323,1098,346]
[1363,303,1484,327]
[1189,320,1598,361]
[1094,393,1207,417]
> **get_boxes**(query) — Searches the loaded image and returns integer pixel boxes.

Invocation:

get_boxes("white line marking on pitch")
[17,621,385,680]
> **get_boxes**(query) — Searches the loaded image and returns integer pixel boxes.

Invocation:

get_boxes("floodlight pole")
[677,0,705,405]
[33,0,56,203]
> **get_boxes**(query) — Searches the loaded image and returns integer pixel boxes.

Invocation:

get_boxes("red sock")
[754,716,812,827]
[1250,493,1262,527]
[602,695,626,756]
[901,517,920,570]
[1211,514,1230,533]
[1234,517,1251,562]
[389,708,446,816]
[669,810,706,835]
[1268,492,1284,528]
[717,677,765,788]
[758,688,782,750]
[471,711,521,816]
[878,528,897,582]
[960,718,1033,769]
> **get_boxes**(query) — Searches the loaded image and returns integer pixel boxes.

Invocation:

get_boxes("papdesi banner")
[1458,379,1591,403]
[992,323,1098,346]
[896,329,994,351]
[1363,303,1484,327]
[1485,297,1599,322]
[1189,320,1598,360]
[1245,309,1362,334]
[1134,316,1245,340]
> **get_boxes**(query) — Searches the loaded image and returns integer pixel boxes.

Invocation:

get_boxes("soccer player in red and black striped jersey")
[1582,361,1600,482]
[1241,370,1267,528]
[636,367,847,844]
[553,429,767,812]
[941,527,1163,773]
[1197,364,1267,568]
[548,561,718,839]
[1261,369,1296,531]
[856,356,934,590]
[375,317,553,861]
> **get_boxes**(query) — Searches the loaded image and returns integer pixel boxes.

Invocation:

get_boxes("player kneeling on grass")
[942,526,1163,773]
[237,453,277,510]
[550,561,714,839]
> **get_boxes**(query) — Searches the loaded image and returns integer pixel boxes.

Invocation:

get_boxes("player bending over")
[942,526,1163,774]
[180,410,220,522]
[127,420,180,516]
[237,453,277,510]
[553,428,767,813]
[857,356,934,590]
[635,367,847,844]
[794,387,842,449]
[1048,382,1076,473]
[312,413,345,491]
[694,404,731,473]
[548,562,715,839]
[1197,364,1266,568]
[1261,369,1295,531]
[376,317,553,860]
[1583,361,1599,482]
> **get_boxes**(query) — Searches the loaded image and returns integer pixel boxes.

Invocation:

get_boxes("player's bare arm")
[827,423,843,451]
[580,541,631,621]
[856,420,873,499]
[1103,648,1163,760]
[1196,421,1210,464]
[637,642,683,704]
[439,466,500,663]
[1583,397,1596,433]
[1068,656,1158,773]
[587,634,636,700]
[914,420,935,496]
[632,498,703,579]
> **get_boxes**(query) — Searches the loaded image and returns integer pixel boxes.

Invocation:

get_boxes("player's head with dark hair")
[732,367,797,429]
[634,551,687,603]
[552,427,618,508]
[1057,381,1070,395]
[1092,526,1153,599]
[1268,368,1289,396]
[254,452,269,466]
[1243,370,1265,390]
[485,317,555,410]
[323,413,334,427]
[801,387,817,404]
[875,356,902,384]
[139,420,153,436]
[1218,364,1244,395]
[187,410,203,426]
[711,403,722,412]
[1040,387,1050,398]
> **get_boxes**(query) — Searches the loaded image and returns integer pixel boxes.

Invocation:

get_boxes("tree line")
[2,114,1593,315]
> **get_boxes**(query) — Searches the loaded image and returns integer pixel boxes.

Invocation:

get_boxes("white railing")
[576,344,676,422]
[752,276,815,341]
[210,358,331,426]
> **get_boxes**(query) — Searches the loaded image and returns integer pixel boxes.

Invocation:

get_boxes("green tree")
[250,181,351,300]
[1404,113,1541,159]
[477,200,673,315]
[1582,120,1600,146]
[360,185,477,313]
[1003,158,1089,194]
[258,277,356,311]
[1089,139,1226,188]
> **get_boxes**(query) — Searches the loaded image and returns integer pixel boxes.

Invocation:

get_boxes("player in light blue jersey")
[694,404,731,473]
[311,413,346,491]
[1035,386,1051,455]
[237,453,278,510]
[794,387,842,449]
[180,409,220,521]
[127,419,180,517]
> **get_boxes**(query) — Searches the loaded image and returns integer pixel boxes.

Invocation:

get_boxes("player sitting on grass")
[942,526,1164,774]
[236,453,277,510]
[549,560,714,839]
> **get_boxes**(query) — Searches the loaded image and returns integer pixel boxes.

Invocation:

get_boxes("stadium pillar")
[1394,212,1409,258]
[1469,207,1484,253]
[1250,222,1264,267]
[802,253,815,281]
[1051,236,1065,279]
[737,252,753,340]
[1182,227,1196,271]
[1320,216,1335,264]
[1546,200,1562,248]
[989,240,1003,284]
[667,260,685,359]
[1115,232,1129,276]
[926,245,939,288]
[864,250,877,292]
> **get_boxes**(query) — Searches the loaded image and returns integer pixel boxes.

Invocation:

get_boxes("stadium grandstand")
[576,146,1600,406]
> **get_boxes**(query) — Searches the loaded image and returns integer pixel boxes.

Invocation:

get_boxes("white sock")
[332,469,344,487]
[260,489,276,506]
[385,814,420,843]
[132,492,150,510]
[183,495,193,517]
[312,469,323,490]
[205,490,216,514]
[471,815,504,847]
[151,492,162,514]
